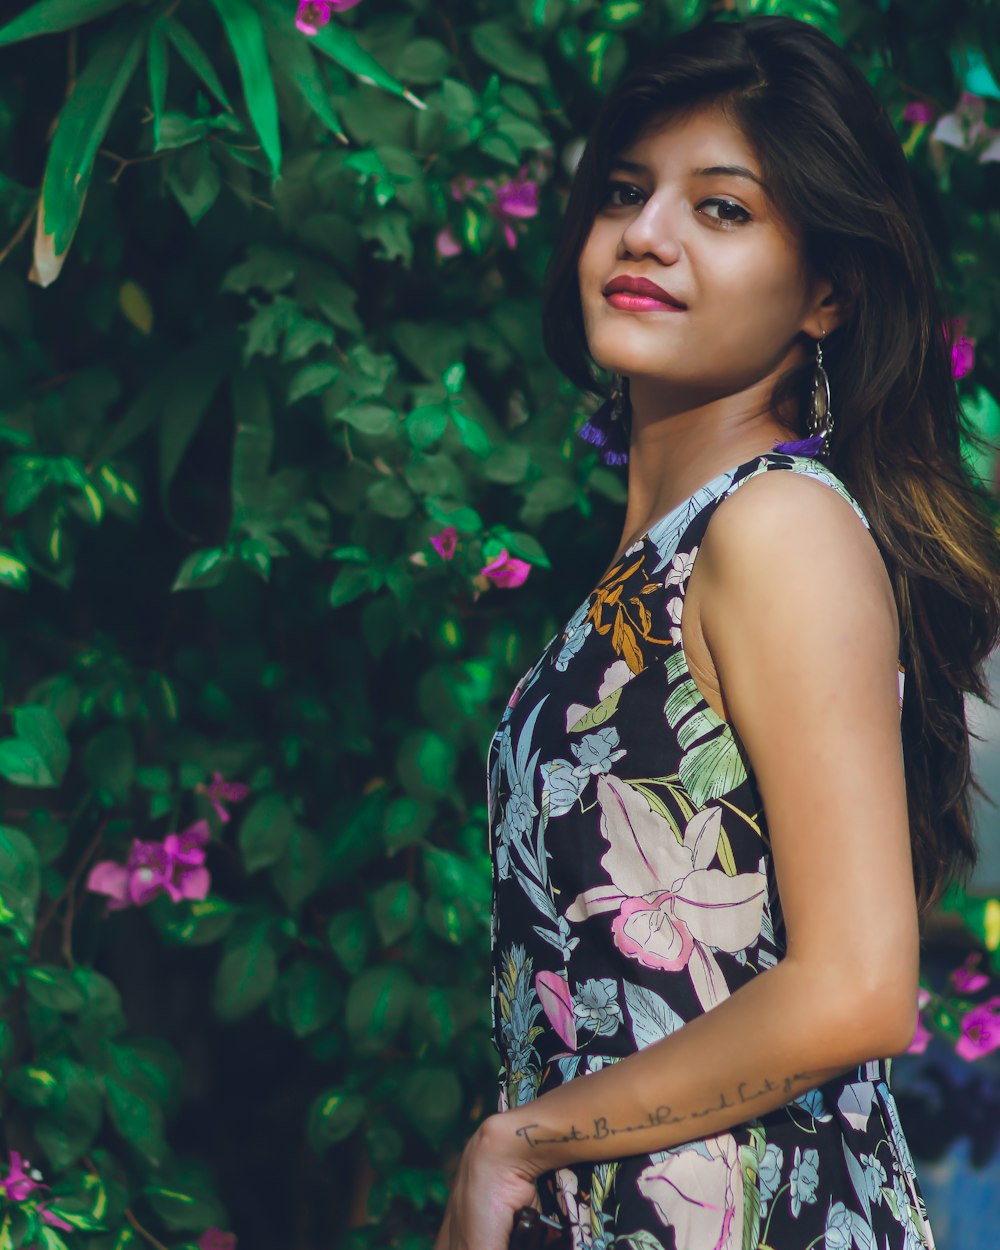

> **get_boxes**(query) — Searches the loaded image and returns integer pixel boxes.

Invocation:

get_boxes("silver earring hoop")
[807,333,833,454]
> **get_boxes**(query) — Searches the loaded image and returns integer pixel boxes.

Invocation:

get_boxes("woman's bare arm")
[477,470,920,1181]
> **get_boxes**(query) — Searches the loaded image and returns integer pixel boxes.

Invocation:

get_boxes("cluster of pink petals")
[906,987,933,1055]
[86,820,211,912]
[930,90,1000,162]
[0,1152,72,1231]
[480,549,531,588]
[950,950,990,994]
[944,315,976,379]
[199,1229,237,1250]
[195,770,251,823]
[429,525,459,560]
[903,101,936,125]
[294,0,362,36]
[437,166,540,256]
[956,996,1000,1061]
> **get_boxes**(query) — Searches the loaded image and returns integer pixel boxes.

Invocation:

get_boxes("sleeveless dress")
[487,450,937,1250]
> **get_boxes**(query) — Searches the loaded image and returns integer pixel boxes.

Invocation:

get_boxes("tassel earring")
[578,372,631,465]
[773,332,833,458]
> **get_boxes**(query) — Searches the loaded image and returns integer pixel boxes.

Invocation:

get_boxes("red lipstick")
[603,275,687,312]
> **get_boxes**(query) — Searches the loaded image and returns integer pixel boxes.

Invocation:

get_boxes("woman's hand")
[433,1113,541,1250]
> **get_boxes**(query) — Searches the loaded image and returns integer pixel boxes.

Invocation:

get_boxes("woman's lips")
[605,292,686,312]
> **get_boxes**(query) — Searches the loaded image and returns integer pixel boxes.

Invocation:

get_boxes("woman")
[436,14,1000,1250]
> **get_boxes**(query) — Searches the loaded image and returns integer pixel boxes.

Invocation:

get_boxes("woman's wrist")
[477,1106,552,1182]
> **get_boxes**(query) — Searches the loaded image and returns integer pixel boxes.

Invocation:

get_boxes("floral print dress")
[487,450,936,1250]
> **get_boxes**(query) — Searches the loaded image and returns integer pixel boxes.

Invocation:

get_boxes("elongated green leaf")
[0,0,128,46]
[292,4,417,102]
[261,14,347,139]
[164,16,233,111]
[208,0,281,176]
[147,21,168,150]
[31,16,148,285]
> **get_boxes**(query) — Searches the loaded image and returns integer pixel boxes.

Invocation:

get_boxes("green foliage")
[0,0,997,1247]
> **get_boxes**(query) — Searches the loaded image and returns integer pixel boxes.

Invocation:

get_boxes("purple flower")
[950,951,990,994]
[944,316,976,379]
[903,101,935,125]
[480,549,531,588]
[429,525,459,561]
[955,995,1000,1061]
[295,0,362,35]
[196,770,251,823]
[199,1230,237,1250]
[1,1152,41,1203]
[87,821,212,912]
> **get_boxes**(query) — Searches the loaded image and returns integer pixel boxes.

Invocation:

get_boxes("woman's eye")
[604,180,642,207]
[699,197,752,229]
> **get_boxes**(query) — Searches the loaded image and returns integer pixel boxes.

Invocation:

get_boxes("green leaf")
[307,1088,365,1150]
[270,960,339,1038]
[31,15,148,285]
[208,0,281,177]
[406,404,449,450]
[105,1076,167,1166]
[329,565,375,608]
[261,10,346,139]
[399,1067,462,1141]
[470,21,550,86]
[0,824,41,944]
[326,909,373,975]
[164,16,233,111]
[371,880,420,946]
[271,826,324,912]
[213,922,278,1021]
[147,21,168,150]
[238,791,294,873]
[0,738,59,787]
[0,548,30,591]
[25,965,87,1012]
[298,8,415,101]
[346,965,416,1053]
[0,0,129,46]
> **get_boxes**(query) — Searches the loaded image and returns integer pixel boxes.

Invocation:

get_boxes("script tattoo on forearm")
[514,1069,817,1149]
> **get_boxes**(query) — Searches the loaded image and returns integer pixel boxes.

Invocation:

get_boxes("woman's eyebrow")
[610,156,769,194]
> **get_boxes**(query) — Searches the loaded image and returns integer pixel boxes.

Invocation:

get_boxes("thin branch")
[0,206,36,267]
[31,818,107,960]
[125,1210,171,1250]
[97,148,167,185]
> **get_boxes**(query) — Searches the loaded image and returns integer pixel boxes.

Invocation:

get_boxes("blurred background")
[0,0,998,1247]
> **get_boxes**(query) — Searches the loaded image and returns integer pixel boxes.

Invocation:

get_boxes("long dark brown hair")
[541,14,1000,920]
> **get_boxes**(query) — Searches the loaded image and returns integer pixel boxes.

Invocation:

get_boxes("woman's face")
[578,103,828,412]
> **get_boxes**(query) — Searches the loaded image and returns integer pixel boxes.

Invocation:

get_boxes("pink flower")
[611,893,695,972]
[199,1230,237,1250]
[490,172,539,249]
[944,316,976,379]
[535,970,577,1051]
[903,102,935,125]
[429,525,459,561]
[1,1152,41,1202]
[950,951,990,995]
[906,988,932,1055]
[480,549,531,588]
[930,90,1000,162]
[87,821,212,912]
[195,770,250,824]
[955,996,1000,1061]
[295,0,362,35]
[435,227,463,258]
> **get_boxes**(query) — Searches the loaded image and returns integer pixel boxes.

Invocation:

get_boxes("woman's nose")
[617,195,680,261]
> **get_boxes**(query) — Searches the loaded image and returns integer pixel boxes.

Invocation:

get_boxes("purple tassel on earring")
[578,393,630,465]
[772,433,826,457]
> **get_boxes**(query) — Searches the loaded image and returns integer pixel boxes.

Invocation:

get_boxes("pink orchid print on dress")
[86,820,212,912]
[195,770,251,823]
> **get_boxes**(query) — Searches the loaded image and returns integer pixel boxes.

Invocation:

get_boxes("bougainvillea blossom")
[429,525,459,560]
[480,549,531,588]
[295,0,363,36]
[196,770,251,823]
[87,820,212,911]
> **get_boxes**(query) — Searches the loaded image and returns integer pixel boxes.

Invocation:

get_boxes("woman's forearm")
[491,956,913,1178]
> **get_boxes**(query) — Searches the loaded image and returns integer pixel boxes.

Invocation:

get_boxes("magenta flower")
[429,525,459,561]
[944,316,976,379]
[906,987,932,1055]
[196,770,251,823]
[1,1152,41,1202]
[295,0,362,35]
[490,172,539,249]
[950,951,990,994]
[435,227,463,259]
[903,101,935,125]
[199,1230,237,1250]
[87,821,212,912]
[480,549,531,588]
[955,995,1000,1061]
